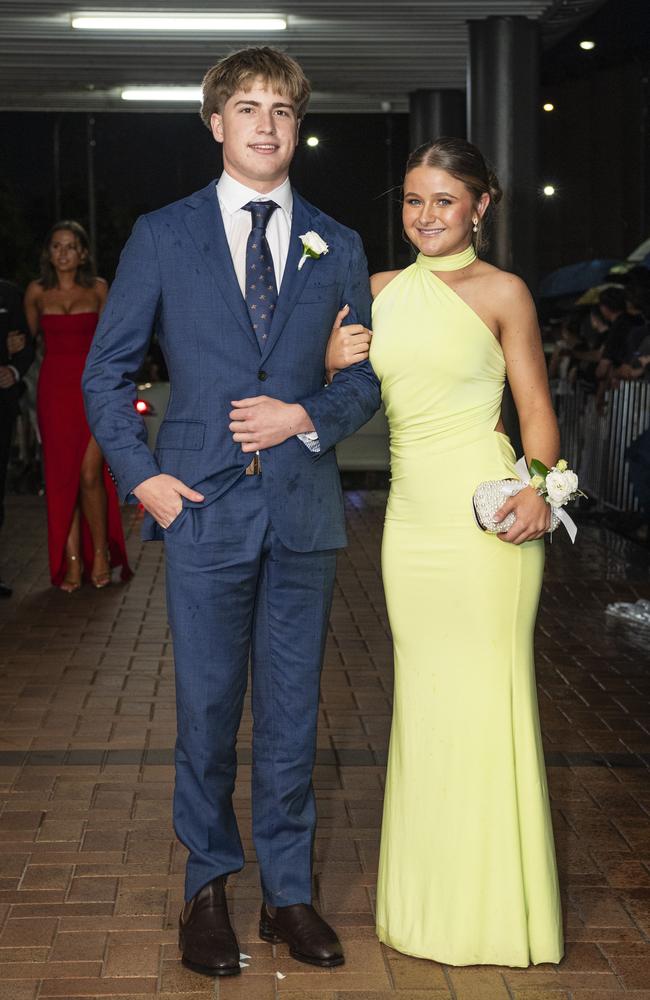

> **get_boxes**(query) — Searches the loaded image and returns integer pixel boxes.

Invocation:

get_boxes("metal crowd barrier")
[552,379,650,512]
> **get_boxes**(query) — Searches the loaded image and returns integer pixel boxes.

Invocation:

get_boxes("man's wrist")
[132,474,158,500]
[289,403,315,435]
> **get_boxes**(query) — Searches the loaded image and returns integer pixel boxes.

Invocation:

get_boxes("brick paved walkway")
[1,493,650,1000]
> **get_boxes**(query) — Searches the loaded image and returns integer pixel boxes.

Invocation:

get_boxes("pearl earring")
[472,219,479,233]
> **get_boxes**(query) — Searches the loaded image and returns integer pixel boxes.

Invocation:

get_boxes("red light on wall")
[135,399,152,414]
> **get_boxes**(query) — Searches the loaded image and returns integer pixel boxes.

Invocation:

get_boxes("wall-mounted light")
[306,136,319,147]
[579,40,596,50]
[543,185,556,197]
[121,87,202,102]
[73,14,287,31]
[543,102,555,112]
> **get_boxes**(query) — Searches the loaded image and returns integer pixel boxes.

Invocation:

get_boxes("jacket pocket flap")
[156,420,205,450]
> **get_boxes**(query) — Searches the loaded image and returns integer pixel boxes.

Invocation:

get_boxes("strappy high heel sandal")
[60,554,82,593]
[91,548,112,590]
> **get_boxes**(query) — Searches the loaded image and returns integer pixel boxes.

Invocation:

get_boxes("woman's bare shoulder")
[475,259,527,289]
[24,279,43,301]
[475,261,532,303]
[370,270,402,299]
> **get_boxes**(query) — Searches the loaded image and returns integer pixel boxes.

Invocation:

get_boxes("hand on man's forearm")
[0,365,17,389]
[229,396,314,452]
[7,331,27,356]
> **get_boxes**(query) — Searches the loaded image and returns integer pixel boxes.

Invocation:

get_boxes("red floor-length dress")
[37,312,133,587]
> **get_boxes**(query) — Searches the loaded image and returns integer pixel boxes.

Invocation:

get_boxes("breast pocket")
[297,276,340,305]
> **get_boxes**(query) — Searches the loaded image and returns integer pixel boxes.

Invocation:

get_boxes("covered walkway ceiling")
[0,1,606,113]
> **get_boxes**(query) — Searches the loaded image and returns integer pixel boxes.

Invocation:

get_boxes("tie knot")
[243,200,278,232]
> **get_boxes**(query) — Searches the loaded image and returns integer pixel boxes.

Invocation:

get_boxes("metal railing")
[552,379,650,511]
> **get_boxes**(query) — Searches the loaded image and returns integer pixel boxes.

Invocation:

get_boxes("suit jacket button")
[258,370,268,381]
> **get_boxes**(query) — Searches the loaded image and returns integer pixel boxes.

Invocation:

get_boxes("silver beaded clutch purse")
[472,479,560,534]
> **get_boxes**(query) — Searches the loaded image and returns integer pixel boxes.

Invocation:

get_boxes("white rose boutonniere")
[298,231,329,270]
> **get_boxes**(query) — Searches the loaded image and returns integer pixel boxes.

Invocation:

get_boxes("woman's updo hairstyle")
[405,137,502,253]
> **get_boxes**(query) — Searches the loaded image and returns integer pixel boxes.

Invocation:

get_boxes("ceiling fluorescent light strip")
[121,88,203,102]
[72,15,286,31]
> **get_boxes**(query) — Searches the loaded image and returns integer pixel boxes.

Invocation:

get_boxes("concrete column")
[409,89,466,151]
[468,17,540,453]
[467,16,539,288]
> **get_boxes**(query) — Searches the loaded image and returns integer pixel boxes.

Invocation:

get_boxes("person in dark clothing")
[627,427,650,541]
[0,279,35,596]
[620,286,650,364]
[594,287,646,408]
[598,287,634,368]
[571,307,609,388]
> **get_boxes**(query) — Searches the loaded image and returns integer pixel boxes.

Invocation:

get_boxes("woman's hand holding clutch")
[474,457,578,544]
[325,304,372,382]
[494,486,551,544]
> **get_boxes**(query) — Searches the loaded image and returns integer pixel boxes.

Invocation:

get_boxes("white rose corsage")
[473,457,581,542]
[298,231,329,270]
[528,458,582,508]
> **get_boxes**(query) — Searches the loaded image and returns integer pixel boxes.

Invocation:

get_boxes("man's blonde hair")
[200,46,311,127]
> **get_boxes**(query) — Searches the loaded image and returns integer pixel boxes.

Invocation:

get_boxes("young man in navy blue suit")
[83,47,379,976]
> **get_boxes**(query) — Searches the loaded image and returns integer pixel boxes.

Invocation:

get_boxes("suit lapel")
[182,183,259,351]
[259,193,317,363]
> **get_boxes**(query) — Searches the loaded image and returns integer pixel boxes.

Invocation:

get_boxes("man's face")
[211,76,300,192]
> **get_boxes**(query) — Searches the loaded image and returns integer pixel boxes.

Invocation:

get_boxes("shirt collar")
[217,170,293,219]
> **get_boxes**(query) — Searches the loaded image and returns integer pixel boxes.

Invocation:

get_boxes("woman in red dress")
[25,221,132,592]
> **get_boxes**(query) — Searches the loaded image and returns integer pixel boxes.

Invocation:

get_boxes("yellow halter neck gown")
[371,247,563,967]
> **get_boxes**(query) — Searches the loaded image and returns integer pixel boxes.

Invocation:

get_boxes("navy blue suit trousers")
[165,475,337,903]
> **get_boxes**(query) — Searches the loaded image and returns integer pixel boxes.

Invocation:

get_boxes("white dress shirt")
[216,171,319,451]
[216,171,293,296]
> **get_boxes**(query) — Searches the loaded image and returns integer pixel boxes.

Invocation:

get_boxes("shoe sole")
[259,924,345,967]
[181,955,241,977]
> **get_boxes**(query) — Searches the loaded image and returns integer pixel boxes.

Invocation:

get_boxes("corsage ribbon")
[510,456,577,543]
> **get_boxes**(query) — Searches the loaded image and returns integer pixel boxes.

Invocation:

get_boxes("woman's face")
[402,165,488,258]
[48,229,85,273]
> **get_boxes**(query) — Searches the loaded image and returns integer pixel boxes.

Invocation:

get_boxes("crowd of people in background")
[546,266,650,408]
[0,278,35,596]
[543,264,650,537]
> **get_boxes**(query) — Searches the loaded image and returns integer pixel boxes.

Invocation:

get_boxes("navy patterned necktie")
[243,200,278,349]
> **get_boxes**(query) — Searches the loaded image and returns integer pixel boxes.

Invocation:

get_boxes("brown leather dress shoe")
[259,902,344,967]
[179,876,240,977]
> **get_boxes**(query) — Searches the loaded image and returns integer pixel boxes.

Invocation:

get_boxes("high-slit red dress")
[36,312,133,587]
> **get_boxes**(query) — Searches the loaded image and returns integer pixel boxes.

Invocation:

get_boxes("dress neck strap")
[416,244,477,272]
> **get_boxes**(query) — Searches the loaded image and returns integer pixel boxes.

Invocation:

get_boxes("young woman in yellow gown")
[327,137,563,967]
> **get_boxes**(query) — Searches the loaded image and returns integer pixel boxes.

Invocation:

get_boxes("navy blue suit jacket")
[82,181,380,550]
